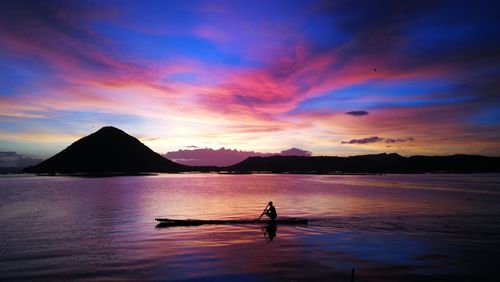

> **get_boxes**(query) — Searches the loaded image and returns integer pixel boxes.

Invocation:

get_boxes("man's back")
[267,205,277,220]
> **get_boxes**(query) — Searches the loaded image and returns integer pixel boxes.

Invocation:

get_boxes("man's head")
[268,201,273,206]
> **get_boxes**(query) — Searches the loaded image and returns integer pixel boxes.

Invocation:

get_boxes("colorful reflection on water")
[1,173,500,281]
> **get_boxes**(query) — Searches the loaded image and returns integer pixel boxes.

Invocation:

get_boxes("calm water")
[1,173,500,281]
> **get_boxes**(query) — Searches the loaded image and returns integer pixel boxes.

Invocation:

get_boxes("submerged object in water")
[155,217,308,227]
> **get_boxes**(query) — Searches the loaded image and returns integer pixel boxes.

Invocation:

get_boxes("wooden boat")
[155,217,308,227]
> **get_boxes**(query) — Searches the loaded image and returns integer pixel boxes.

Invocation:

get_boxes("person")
[264,201,277,220]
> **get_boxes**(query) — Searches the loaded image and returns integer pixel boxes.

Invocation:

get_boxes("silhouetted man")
[264,201,277,220]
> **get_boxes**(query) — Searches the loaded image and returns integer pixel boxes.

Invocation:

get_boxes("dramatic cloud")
[164,147,311,166]
[0,151,43,167]
[341,137,414,145]
[345,111,369,116]
[1,1,499,157]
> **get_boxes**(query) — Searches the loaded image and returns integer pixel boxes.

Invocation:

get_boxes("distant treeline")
[0,167,23,174]
[224,153,500,173]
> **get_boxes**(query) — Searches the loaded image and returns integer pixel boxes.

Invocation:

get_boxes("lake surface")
[1,173,500,281]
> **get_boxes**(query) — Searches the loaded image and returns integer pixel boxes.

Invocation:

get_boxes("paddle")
[255,203,269,222]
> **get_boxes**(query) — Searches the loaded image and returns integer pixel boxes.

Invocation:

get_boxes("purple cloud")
[345,111,369,116]
[164,147,312,166]
[0,151,43,167]
[280,148,312,156]
[341,137,414,145]
[384,137,415,143]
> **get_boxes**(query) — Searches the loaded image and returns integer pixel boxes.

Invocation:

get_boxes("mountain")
[21,127,500,174]
[226,153,500,173]
[23,126,187,174]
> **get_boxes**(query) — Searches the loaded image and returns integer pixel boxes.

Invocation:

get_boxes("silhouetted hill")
[226,153,500,173]
[23,126,187,174]
[20,127,500,174]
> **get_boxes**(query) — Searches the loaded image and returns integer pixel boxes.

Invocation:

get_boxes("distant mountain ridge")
[21,127,500,174]
[226,153,500,173]
[23,126,186,173]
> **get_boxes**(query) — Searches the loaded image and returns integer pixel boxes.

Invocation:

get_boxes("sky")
[1,0,500,164]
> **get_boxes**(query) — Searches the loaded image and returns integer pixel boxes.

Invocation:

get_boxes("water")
[1,173,500,281]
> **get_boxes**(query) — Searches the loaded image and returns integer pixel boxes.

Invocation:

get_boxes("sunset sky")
[1,0,499,163]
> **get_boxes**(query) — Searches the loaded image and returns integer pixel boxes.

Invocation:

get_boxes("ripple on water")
[1,173,500,281]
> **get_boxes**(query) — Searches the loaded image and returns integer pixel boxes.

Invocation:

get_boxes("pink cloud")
[164,147,312,166]
[1,1,498,158]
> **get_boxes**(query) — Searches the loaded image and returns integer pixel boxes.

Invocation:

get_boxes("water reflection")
[262,222,277,242]
[1,173,500,281]
[155,222,279,242]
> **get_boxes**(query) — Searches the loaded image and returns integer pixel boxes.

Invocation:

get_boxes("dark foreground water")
[1,173,500,281]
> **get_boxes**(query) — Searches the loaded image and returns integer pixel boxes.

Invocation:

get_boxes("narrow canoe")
[155,218,308,227]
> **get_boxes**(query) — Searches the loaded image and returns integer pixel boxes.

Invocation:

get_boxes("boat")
[155,217,308,227]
